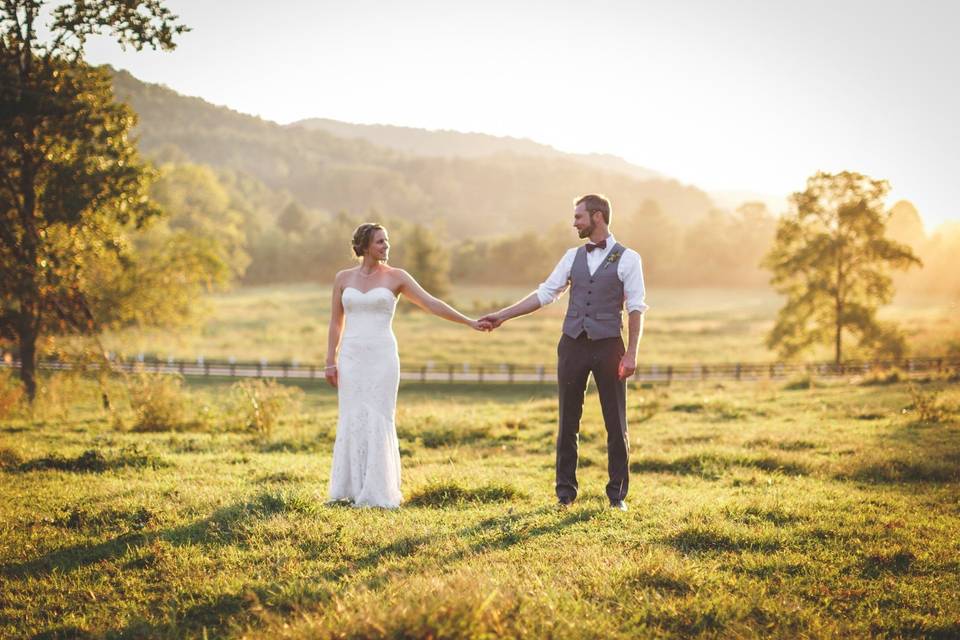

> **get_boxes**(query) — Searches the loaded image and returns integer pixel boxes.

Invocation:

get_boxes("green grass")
[78,284,960,366]
[1,375,959,638]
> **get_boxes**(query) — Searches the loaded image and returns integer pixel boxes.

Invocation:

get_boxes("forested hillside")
[111,69,714,236]
[109,68,956,295]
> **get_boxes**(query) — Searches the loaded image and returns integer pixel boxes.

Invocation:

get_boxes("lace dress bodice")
[341,287,397,339]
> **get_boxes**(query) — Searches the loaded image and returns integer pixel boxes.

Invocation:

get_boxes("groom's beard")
[578,223,595,239]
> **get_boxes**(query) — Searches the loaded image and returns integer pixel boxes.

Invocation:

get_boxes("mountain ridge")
[109,67,718,236]
[289,117,662,182]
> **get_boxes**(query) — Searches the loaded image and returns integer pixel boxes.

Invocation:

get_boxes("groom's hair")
[352,223,385,257]
[575,194,611,224]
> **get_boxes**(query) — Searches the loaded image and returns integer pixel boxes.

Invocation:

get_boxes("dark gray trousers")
[556,332,629,503]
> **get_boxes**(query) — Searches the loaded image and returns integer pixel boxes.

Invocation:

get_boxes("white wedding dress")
[328,286,403,508]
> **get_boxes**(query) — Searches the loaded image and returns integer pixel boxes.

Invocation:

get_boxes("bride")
[324,223,484,508]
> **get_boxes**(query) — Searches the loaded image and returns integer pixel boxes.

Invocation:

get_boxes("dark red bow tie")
[585,240,607,253]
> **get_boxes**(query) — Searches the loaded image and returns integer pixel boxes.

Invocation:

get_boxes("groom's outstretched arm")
[480,248,575,329]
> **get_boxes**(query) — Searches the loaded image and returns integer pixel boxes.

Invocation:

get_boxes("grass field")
[2,373,959,638]
[85,284,960,367]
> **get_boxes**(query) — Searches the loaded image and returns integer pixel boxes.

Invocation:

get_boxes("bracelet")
[324,365,337,371]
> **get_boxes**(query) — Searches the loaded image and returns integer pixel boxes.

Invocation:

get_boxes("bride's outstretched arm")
[397,270,481,329]
[325,273,346,387]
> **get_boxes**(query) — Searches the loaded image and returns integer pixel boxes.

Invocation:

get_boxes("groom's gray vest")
[562,243,626,340]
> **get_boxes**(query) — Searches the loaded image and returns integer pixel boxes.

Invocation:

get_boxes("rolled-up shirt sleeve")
[536,248,576,306]
[619,249,649,314]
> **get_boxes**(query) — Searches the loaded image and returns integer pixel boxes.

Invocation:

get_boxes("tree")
[402,224,450,298]
[277,200,310,236]
[150,163,250,279]
[887,200,926,249]
[617,199,681,283]
[762,171,921,364]
[681,202,777,287]
[0,1,188,400]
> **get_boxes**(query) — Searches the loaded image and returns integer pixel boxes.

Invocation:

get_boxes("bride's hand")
[469,319,489,332]
[324,364,338,388]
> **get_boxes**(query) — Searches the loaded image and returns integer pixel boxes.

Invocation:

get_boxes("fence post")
[701,365,708,381]
[508,364,515,384]
[736,363,742,381]
[449,365,454,383]
[421,365,427,382]
[479,366,484,383]
[310,365,316,379]
[667,365,673,386]
[282,363,289,378]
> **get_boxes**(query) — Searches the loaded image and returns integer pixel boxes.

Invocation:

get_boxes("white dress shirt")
[535,234,649,314]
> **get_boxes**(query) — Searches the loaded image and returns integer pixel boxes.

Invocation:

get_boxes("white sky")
[83,0,960,230]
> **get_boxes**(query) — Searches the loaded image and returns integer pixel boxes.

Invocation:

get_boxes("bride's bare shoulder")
[386,267,413,285]
[332,268,359,287]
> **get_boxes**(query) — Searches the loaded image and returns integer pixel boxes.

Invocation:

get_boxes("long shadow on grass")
[322,504,606,593]
[8,497,604,639]
[0,491,315,579]
[102,506,596,640]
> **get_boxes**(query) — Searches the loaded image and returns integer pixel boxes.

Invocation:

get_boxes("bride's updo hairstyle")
[352,223,385,257]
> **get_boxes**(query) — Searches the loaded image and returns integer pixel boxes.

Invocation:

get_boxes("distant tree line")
[149,160,781,291]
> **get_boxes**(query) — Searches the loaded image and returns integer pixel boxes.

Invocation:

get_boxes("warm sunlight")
[82,0,959,229]
[3,2,958,638]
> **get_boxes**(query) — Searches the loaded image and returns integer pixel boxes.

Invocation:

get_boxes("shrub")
[0,446,23,470]
[905,384,947,425]
[0,369,24,419]
[229,379,303,437]
[860,368,905,386]
[783,375,819,390]
[128,373,196,432]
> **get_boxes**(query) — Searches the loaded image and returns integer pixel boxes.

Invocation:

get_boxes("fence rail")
[3,354,959,385]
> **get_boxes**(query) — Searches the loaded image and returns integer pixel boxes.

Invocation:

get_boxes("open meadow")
[1,372,959,638]
[88,284,960,368]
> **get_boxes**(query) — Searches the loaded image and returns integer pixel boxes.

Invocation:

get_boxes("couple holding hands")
[325,194,648,510]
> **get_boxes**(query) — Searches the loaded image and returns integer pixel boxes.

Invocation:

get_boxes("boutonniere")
[607,251,622,263]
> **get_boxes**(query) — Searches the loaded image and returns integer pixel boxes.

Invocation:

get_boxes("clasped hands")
[470,312,503,333]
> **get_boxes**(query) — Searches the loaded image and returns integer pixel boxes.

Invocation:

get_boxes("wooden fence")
[3,353,959,385]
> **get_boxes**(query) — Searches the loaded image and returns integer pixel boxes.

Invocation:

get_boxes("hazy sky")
[83,0,959,229]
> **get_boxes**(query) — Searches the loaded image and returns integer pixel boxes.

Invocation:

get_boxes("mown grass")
[76,284,960,366]
[1,375,959,638]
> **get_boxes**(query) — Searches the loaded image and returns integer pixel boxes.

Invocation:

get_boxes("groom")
[480,194,647,511]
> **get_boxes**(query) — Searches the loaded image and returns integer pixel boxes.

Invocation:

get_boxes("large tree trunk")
[17,321,38,402]
[834,289,843,365]
[834,322,842,366]
[835,241,844,366]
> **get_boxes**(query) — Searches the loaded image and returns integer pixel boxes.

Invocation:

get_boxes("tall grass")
[1,376,958,638]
